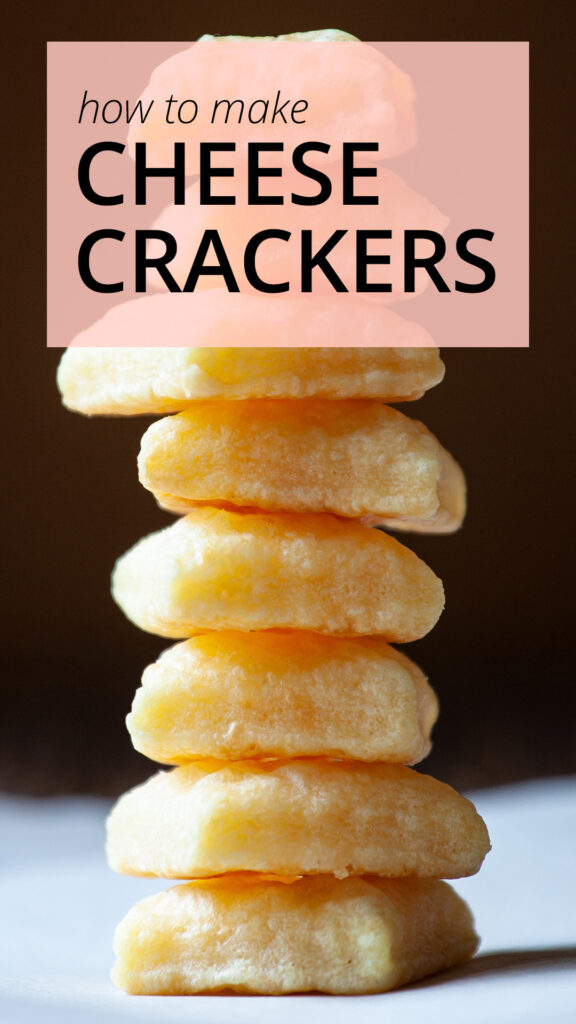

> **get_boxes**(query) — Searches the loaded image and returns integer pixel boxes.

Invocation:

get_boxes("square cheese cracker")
[112,875,478,994]
[106,759,490,880]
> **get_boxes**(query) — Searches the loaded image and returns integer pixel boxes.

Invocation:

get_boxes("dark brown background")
[2,1,574,796]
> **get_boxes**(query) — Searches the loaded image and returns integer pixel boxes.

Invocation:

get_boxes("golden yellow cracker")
[127,33,415,167]
[112,875,478,994]
[106,760,490,880]
[138,400,465,532]
[56,295,444,416]
[111,508,444,641]
[127,632,438,765]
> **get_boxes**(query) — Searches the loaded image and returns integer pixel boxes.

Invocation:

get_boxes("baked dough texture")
[61,28,484,998]
[138,400,466,531]
[111,875,479,994]
[56,295,444,414]
[127,632,438,764]
[106,760,490,880]
[127,33,416,167]
[111,509,445,641]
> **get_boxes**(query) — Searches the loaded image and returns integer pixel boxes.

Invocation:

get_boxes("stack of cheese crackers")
[58,329,489,995]
[56,32,490,996]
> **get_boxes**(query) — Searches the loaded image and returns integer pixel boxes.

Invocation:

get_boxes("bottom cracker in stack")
[112,875,478,995]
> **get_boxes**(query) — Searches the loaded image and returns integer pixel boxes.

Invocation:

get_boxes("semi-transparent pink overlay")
[47,41,528,347]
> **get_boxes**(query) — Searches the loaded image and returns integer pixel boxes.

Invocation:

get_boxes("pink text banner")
[47,40,528,348]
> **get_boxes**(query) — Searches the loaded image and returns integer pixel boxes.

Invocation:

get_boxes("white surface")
[0,777,575,1023]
